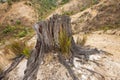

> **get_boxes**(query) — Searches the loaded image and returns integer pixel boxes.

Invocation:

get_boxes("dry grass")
[8,40,31,58]
[0,48,15,70]
[76,35,87,46]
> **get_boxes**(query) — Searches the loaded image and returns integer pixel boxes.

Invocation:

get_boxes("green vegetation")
[0,0,17,4]
[59,30,71,58]
[15,20,21,25]
[0,0,70,43]
[0,24,34,45]
[2,25,15,34]
[31,0,70,20]
[7,0,12,5]
[17,28,28,38]
[92,0,99,5]
[80,5,88,11]
[0,25,33,40]
[61,0,69,5]
[9,40,30,57]
[62,11,74,16]
[99,25,120,32]
[31,0,57,20]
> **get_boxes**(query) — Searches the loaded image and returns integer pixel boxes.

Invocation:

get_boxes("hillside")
[0,0,120,80]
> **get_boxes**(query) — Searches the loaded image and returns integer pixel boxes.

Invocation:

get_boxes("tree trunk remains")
[0,15,101,80]
[23,15,100,80]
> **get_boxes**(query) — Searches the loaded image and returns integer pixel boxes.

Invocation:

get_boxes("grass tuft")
[9,40,30,58]
[59,29,71,58]
[76,35,87,46]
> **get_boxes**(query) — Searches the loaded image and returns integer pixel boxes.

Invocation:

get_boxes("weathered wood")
[0,14,103,80]
[23,41,44,80]
[58,53,79,80]
[0,55,25,80]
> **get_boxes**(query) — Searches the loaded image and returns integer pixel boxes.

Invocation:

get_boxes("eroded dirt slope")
[0,1,37,26]
[71,0,120,33]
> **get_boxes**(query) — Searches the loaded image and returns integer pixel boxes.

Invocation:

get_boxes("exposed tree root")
[58,53,79,80]
[81,67,105,80]
[0,55,24,79]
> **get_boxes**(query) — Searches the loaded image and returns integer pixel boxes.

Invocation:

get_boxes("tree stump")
[23,14,101,80]
[0,14,101,80]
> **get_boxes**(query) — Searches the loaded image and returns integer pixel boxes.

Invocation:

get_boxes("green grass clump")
[92,0,99,5]
[99,25,120,32]
[16,20,21,25]
[2,25,15,34]
[60,0,69,5]
[17,28,28,38]
[59,30,71,58]
[9,40,30,58]
[1,25,33,41]
[62,11,74,16]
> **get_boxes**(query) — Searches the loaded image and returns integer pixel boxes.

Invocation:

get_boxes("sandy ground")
[2,32,120,80]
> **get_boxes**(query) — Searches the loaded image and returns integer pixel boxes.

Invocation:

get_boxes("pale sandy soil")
[3,32,120,80]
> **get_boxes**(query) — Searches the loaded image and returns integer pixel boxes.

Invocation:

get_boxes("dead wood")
[0,55,24,80]
[0,14,104,80]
